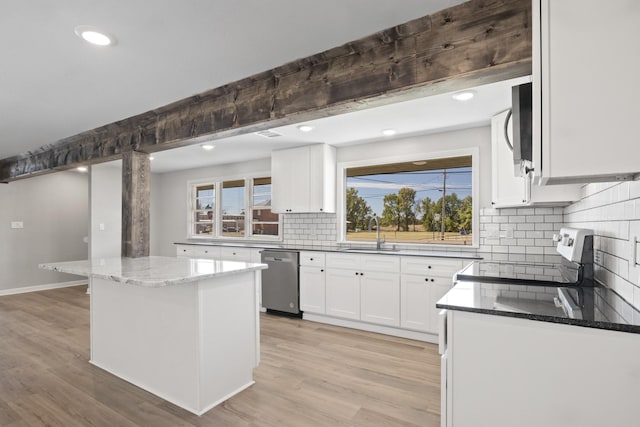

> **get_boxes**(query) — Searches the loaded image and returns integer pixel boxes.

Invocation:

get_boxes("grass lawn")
[346,229,473,245]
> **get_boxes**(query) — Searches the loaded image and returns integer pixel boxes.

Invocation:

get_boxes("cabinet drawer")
[300,251,325,267]
[401,257,464,278]
[326,252,361,269]
[360,254,400,273]
[192,246,220,258]
[220,247,253,262]
[176,245,194,257]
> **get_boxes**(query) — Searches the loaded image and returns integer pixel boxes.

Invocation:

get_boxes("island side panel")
[90,277,200,412]
[198,271,258,413]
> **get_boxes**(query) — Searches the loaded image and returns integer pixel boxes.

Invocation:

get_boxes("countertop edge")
[173,241,482,260]
[39,261,268,287]
[435,303,640,335]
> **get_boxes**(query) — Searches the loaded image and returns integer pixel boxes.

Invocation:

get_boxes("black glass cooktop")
[456,259,590,286]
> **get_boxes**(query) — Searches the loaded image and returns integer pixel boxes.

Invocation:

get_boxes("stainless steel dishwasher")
[260,250,300,315]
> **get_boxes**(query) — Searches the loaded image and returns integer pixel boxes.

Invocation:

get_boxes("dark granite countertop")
[437,281,640,334]
[174,241,482,260]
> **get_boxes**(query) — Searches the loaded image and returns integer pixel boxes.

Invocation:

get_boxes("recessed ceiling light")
[201,144,215,151]
[148,156,155,161]
[382,129,397,136]
[74,25,116,46]
[297,125,314,132]
[77,166,88,172]
[452,90,476,101]
[413,161,427,166]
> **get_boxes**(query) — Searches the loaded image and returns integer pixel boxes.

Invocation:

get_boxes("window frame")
[186,172,282,241]
[336,147,480,249]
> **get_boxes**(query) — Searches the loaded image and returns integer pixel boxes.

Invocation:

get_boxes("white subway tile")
[525,215,544,223]
[509,216,526,224]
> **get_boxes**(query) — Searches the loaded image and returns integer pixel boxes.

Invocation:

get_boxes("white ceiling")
[0,0,466,160]
[150,76,531,173]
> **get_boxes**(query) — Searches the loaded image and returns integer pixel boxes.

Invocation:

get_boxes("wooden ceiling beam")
[0,0,531,182]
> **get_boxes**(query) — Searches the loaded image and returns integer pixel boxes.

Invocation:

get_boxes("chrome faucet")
[368,215,385,250]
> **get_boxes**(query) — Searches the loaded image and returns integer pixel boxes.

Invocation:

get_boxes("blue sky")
[347,167,472,216]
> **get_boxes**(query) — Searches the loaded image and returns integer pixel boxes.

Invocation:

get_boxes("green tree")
[345,188,372,231]
[420,197,435,230]
[397,187,417,232]
[459,195,473,232]
[381,193,401,231]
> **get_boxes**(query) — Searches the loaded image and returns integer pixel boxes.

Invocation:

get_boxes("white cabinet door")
[300,266,326,314]
[308,144,337,213]
[360,271,400,327]
[400,275,430,332]
[534,0,640,184]
[428,278,453,334]
[271,145,310,213]
[491,110,580,207]
[326,252,362,270]
[271,144,336,213]
[325,268,361,320]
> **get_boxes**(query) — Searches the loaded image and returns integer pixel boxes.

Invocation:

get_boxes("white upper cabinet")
[491,110,580,207]
[271,144,337,213]
[533,0,640,184]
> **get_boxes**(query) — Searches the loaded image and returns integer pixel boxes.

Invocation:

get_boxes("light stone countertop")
[39,256,267,288]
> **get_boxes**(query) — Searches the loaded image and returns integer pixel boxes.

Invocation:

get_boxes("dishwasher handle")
[263,256,296,263]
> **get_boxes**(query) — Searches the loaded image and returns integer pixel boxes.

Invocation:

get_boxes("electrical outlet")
[10,221,23,229]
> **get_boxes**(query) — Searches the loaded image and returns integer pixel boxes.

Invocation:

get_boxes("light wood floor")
[0,286,441,427]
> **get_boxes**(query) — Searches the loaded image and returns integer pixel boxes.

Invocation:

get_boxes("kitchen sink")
[341,248,400,254]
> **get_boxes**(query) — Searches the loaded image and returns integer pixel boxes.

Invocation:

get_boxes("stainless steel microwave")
[505,82,533,177]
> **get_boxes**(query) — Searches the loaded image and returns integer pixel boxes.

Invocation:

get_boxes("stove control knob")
[561,236,574,246]
[552,234,562,243]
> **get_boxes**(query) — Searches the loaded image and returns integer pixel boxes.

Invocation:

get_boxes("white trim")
[336,146,480,249]
[186,171,283,242]
[0,280,88,296]
[303,313,438,343]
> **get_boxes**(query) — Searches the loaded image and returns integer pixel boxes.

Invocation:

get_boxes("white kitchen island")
[40,256,267,416]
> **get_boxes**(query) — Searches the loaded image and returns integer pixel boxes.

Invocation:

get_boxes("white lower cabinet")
[400,275,430,332]
[401,276,452,333]
[300,266,326,314]
[325,268,361,320]
[361,272,400,327]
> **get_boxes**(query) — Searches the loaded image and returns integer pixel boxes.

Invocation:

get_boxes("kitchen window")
[341,153,477,246]
[188,175,280,240]
[191,183,215,236]
[251,177,279,237]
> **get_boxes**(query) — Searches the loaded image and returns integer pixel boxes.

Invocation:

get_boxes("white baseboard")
[303,313,438,343]
[0,280,88,296]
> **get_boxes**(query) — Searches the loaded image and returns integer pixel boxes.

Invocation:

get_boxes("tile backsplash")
[564,181,640,310]
[478,207,564,265]
[283,184,640,312]
[282,213,337,246]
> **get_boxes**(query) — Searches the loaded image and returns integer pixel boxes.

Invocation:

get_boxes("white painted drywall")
[151,127,490,254]
[152,158,271,256]
[90,161,122,259]
[337,126,492,207]
[0,171,89,290]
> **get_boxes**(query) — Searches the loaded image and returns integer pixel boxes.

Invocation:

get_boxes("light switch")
[99,223,105,231]
[10,221,23,229]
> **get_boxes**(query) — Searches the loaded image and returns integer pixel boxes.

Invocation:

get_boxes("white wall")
[152,158,271,256]
[152,127,490,253]
[0,171,89,291]
[565,181,640,311]
[90,161,122,258]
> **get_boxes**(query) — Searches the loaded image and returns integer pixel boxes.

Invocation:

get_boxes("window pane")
[345,158,472,245]
[251,177,279,237]
[222,180,245,237]
[193,184,215,236]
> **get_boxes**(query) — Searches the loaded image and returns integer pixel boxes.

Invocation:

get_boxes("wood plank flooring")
[0,286,441,426]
